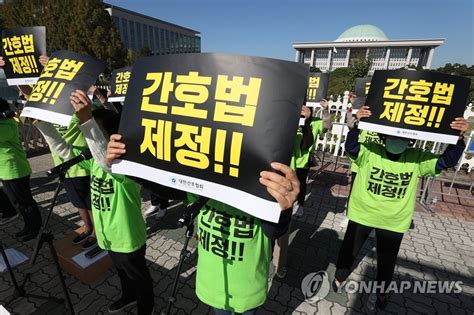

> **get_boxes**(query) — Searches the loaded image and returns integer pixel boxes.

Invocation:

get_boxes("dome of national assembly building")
[335,24,389,42]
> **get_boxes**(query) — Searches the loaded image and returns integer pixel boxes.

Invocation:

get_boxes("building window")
[165,30,170,54]
[129,20,136,51]
[143,24,149,48]
[121,18,129,49]
[149,25,154,53]
[155,27,160,54]
[136,22,142,50]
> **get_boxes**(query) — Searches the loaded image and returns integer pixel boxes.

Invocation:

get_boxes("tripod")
[5,172,74,315]
[162,197,209,315]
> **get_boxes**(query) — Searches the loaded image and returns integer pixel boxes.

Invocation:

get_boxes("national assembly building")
[292,24,444,74]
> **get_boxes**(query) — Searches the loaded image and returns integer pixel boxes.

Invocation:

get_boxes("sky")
[106,0,473,68]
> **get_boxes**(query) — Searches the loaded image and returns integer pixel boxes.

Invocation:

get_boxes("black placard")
[111,53,309,222]
[21,50,106,126]
[359,70,470,144]
[1,26,46,85]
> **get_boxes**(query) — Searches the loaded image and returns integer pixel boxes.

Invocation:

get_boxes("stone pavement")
[0,152,473,315]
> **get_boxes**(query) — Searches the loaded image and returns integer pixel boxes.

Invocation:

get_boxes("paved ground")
[0,152,473,315]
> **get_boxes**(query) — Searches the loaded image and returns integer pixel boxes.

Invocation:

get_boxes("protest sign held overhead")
[305,72,329,106]
[358,70,470,144]
[1,26,46,85]
[109,66,132,102]
[21,50,106,126]
[352,77,372,110]
[112,53,308,223]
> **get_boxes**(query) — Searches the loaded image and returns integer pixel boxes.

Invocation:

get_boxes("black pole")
[0,242,24,298]
[44,232,75,315]
[13,171,75,314]
[30,173,64,266]
[163,197,208,315]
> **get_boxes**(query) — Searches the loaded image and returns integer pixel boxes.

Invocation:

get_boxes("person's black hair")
[0,98,9,112]
[92,108,121,136]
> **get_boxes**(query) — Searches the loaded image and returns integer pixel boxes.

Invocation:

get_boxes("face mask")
[385,138,408,154]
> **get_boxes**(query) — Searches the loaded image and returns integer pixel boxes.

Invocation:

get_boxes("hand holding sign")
[70,90,93,124]
[449,117,469,136]
[356,106,372,121]
[259,162,300,210]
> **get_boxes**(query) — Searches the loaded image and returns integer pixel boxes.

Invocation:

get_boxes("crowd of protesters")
[0,54,469,315]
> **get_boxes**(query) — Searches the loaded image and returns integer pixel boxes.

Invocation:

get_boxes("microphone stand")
[163,197,209,315]
[6,166,75,314]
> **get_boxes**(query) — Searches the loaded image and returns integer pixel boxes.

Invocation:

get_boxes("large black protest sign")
[21,50,106,126]
[358,70,470,144]
[109,66,132,102]
[306,72,329,105]
[111,53,308,222]
[1,26,46,85]
[352,77,372,110]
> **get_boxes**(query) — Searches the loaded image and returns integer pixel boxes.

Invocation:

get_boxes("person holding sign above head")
[106,136,300,315]
[33,54,98,249]
[0,97,43,241]
[34,91,154,315]
[273,100,331,279]
[333,105,468,311]
[292,99,331,217]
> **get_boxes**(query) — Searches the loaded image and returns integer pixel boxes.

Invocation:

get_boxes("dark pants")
[296,168,310,206]
[2,175,42,230]
[213,308,258,315]
[108,246,154,315]
[335,220,403,295]
[150,192,169,208]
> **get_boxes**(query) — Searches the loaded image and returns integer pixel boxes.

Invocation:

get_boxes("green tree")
[436,63,474,101]
[0,0,127,74]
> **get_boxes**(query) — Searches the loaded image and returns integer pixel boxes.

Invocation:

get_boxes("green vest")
[193,196,272,312]
[290,118,324,170]
[78,153,146,253]
[348,142,438,233]
[351,130,383,173]
[51,114,89,178]
[0,119,31,180]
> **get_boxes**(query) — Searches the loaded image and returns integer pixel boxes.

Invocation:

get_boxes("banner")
[358,70,470,144]
[112,53,308,223]
[352,77,372,110]
[1,26,46,85]
[109,66,132,102]
[305,72,329,106]
[21,50,106,126]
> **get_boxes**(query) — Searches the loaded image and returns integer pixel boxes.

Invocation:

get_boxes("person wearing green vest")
[106,130,299,315]
[35,90,154,315]
[36,54,97,249]
[0,98,43,241]
[334,106,468,311]
[291,100,331,217]
[51,114,97,248]
[273,101,331,279]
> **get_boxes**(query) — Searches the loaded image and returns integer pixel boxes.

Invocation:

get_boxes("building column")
[425,47,435,69]
[310,49,315,67]
[326,48,333,72]
[295,50,301,63]
[405,48,413,67]
[384,48,391,69]
[344,48,350,67]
